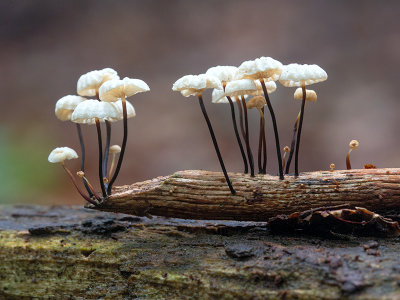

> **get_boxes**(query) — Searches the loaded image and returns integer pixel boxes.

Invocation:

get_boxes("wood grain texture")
[91,168,400,221]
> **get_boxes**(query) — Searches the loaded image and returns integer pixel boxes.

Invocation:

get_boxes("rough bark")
[92,168,400,221]
[1,205,400,299]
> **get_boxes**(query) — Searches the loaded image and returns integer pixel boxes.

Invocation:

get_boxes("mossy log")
[93,168,400,220]
[1,206,400,299]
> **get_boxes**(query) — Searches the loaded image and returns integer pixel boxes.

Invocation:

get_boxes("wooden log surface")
[92,168,400,221]
[1,205,400,299]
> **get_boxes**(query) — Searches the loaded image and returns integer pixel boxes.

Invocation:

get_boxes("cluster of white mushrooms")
[172,56,327,194]
[48,68,150,205]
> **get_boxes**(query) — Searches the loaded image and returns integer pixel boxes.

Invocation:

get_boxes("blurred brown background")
[1,0,399,204]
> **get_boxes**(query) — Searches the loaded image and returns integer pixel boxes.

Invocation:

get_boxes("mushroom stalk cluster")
[50,68,150,204]
[172,57,327,193]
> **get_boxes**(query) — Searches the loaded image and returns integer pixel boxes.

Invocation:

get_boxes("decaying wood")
[91,168,400,221]
[1,205,400,299]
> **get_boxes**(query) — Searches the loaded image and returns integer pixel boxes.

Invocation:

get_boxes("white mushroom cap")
[236,57,283,81]
[172,74,223,97]
[77,68,120,97]
[293,88,317,102]
[48,147,78,163]
[109,145,121,154]
[205,66,238,84]
[71,99,135,124]
[250,80,277,96]
[225,79,257,97]
[211,89,229,103]
[279,64,327,87]
[349,140,359,150]
[55,95,87,121]
[99,77,150,102]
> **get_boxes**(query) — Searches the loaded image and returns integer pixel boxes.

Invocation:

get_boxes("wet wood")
[92,168,400,221]
[1,205,400,299]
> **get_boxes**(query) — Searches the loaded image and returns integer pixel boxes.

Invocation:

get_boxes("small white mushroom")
[77,68,120,97]
[71,100,135,124]
[172,74,223,97]
[55,95,87,121]
[48,147,96,205]
[48,147,78,163]
[99,77,150,102]
[236,57,284,179]
[279,63,327,176]
[205,66,238,85]
[346,140,359,170]
[172,74,235,194]
[108,145,122,179]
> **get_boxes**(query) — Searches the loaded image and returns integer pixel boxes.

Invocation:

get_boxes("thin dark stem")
[262,106,267,174]
[285,113,300,174]
[76,123,93,197]
[241,96,255,177]
[235,98,248,175]
[198,94,235,195]
[294,85,306,177]
[107,98,128,195]
[260,79,284,180]
[62,163,97,205]
[258,114,262,174]
[227,96,248,174]
[96,119,107,198]
[102,120,111,185]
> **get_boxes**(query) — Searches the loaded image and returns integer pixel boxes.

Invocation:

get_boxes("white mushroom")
[346,140,359,170]
[99,77,150,102]
[55,95,86,121]
[48,147,96,205]
[48,147,78,163]
[205,66,238,85]
[172,74,223,97]
[77,68,120,97]
[71,100,135,124]
[108,145,122,179]
[280,63,327,176]
[172,74,235,194]
[236,57,284,178]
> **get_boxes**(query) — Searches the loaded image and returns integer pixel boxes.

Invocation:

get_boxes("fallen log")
[91,168,400,221]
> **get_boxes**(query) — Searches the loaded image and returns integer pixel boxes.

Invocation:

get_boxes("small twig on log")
[89,168,400,221]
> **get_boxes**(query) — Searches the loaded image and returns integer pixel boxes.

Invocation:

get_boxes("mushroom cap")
[246,96,267,110]
[293,88,317,102]
[349,140,359,150]
[55,95,87,121]
[236,57,283,81]
[225,79,257,97]
[211,89,229,104]
[99,77,150,102]
[252,80,277,96]
[77,68,120,97]
[279,64,327,87]
[48,147,78,163]
[283,146,290,153]
[71,99,135,124]
[109,145,121,154]
[172,74,223,97]
[205,66,238,84]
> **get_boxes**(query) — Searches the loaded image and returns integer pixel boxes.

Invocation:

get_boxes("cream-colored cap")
[205,66,238,84]
[99,77,150,102]
[48,147,78,163]
[77,68,120,97]
[279,64,327,87]
[236,57,283,81]
[246,96,266,110]
[71,99,135,124]
[55,95,86,121]
[349,140,359,150]
[109,145,121,154]
[225,79,257,97]
[293,88,317,102]
[172,74,223,97]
